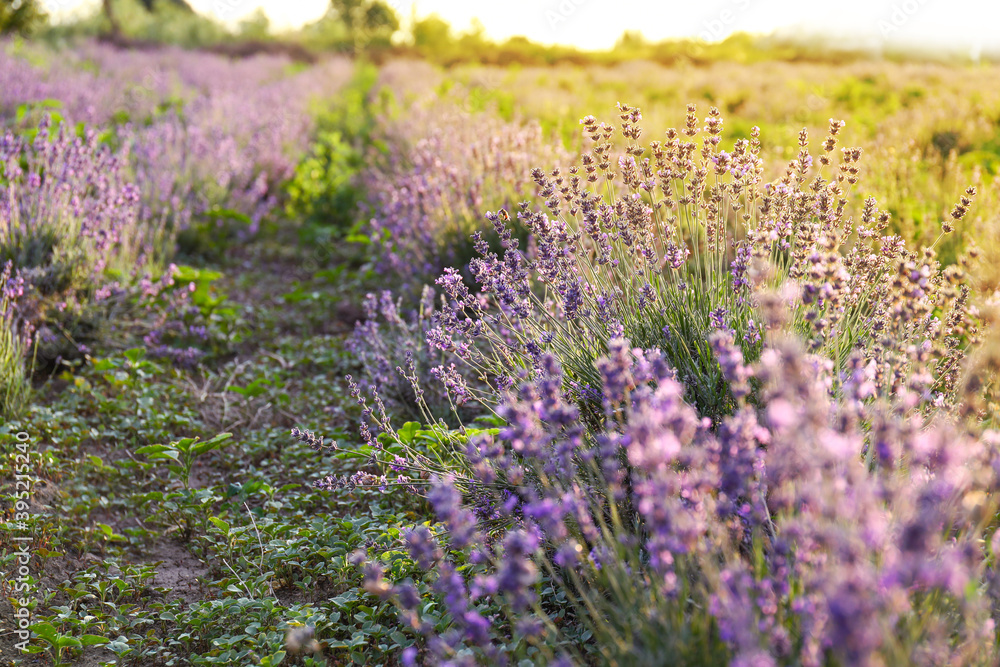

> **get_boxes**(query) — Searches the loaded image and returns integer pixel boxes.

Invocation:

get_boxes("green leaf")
[172,437,198,453]
[30,621,57,643]
[473,414,506,427]
[397,422,420,445]
[80,634,110,646]
[191,432,233,457]
[314,267,344,281]
[107,636,130,653]
[209,517,230,534]
[92,358,117,372]
[231,380,269,399]
[174,265,223,283]
[261,650,286,666]
[135,444,179,461]
[203,207,252,225]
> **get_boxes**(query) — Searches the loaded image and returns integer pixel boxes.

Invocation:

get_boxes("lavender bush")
[347,288,484,425]
[362,90,571,289]
[0,261,30,416]
[363,332,1000,666]
[429,104,979,419]
[0,114,233,367]
[0,116,161,359]
[0,117,154,287]
[1,41,353,233]
[0,42,354,367]
[307,103,995,665]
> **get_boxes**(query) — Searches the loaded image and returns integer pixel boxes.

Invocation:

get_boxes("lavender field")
[3,8,1000,667]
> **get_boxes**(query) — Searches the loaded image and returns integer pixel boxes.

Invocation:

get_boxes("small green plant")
[135,265,244,366]
[92,347,155,387]
[136,433,232,540]
[24,621,109,667]
[137,432,233,490]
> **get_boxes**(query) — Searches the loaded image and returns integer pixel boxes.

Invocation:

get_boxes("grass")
[0,313,29,420]
[0,233,430,666]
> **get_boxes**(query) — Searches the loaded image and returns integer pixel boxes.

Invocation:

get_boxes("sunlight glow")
[42,0,1000,56]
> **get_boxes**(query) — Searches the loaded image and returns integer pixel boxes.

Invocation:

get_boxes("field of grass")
[3,38,1000,667]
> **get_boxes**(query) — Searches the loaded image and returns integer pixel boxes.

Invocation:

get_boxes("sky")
[43,0,1000,56]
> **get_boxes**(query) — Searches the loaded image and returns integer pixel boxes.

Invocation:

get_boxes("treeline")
[3,0,993,66]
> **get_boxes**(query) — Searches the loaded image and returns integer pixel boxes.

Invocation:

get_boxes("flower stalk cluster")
[363,92,571,289]
[361,334,1000,666]
[305,102,995,666]
[427,105,980,420]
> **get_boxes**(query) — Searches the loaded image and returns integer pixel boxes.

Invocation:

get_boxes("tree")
[136,0,194,10]
[102,0,121,36]
[615,30,648,52]
[101,0,195,38]
[412,13,452,52]
[238,8,270,41]
[456,17,489,51]
[0,0,47,36]
[326,0,399,53]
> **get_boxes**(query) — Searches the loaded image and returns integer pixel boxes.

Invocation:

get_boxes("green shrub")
[285,129,363,230]
[285,63,382,236]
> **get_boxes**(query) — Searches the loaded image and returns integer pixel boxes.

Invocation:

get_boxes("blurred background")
[6,0,1000,279]
[4,0,1000,293]
[12,0,1000,62]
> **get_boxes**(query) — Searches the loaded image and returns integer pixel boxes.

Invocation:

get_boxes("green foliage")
[2,289,425,663]
[177,209,256,262]
[136,432,233,490]
[301,0,399,53]
[24,621,109,666]
[0,299,30,420]
[237,8,271,41]
[0,0,47,36]
[134,433,233,538]
[286,63,381,236]
[412,14,452,52]
[314,61,382,144]
[45,0,228,48]
[111,0,224,45]
[285,130,362,230]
